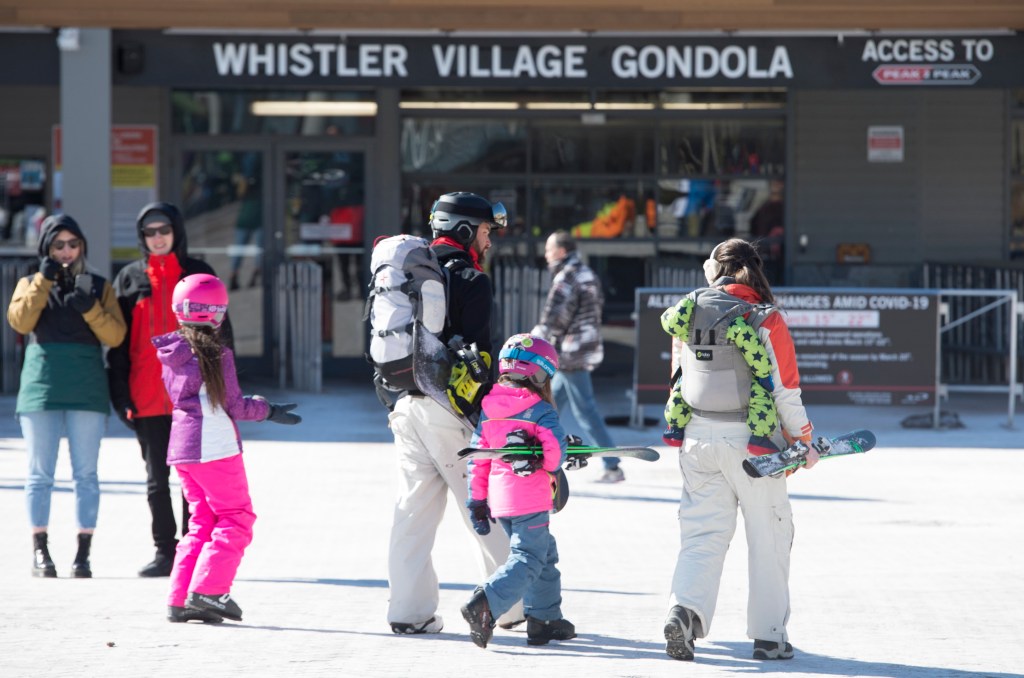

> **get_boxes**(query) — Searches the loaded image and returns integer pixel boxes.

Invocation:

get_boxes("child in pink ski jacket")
[154,274,300,624]
[460,333,575,649]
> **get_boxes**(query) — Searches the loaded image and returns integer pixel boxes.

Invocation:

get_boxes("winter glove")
[114,401,137,432]
[65,274,96,314]
[254,396,302,425]
[39,256,62,281]
[466,498,494,535]
[446,350,492,417]
[510,456,543,477]
[565,434,583,448]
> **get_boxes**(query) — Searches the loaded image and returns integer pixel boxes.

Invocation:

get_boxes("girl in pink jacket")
[460,333,574,649]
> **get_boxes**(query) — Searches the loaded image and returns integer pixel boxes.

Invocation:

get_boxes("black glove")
[65,274,96,314]
[467,498,494,535]
[255,397,301,425]
[565,434,583,448]
[114,401,137,431]
[39,256,62,281]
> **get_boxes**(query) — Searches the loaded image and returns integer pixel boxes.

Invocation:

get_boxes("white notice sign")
[867,126,904,162]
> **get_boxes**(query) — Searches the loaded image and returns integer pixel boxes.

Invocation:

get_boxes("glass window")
[529,179,654,240]
[400,119,527,173]
[0,157,47,247]
[171,91,375,136]
[1012,180,1024,260]
[660,120,785,176]
[532,122,654,174]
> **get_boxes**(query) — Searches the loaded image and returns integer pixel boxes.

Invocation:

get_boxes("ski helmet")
[429,192,507,246]
[498,333,558,386]
[172,273,229,328]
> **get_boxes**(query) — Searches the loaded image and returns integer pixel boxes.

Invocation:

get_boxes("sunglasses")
[142,224,173,238]
[51,238,82,251]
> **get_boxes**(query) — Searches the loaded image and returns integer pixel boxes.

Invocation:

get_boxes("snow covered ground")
[0,381,1020,677]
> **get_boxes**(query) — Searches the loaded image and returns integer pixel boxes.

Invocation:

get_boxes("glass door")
[177,145,268,361]
[278,143,369,367]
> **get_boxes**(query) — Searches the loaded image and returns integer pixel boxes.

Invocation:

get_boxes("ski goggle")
[490,202,508,229]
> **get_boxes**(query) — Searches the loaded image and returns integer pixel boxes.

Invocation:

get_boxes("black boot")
[71,533,92,578]
[186,592,243,622]
[526,616,576,646]
[460,587,495,648]
[32,532,57,578]
[167,606,224,624]
[139,548,175,577]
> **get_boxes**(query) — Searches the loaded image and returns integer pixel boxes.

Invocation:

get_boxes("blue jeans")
[484,511,563,621]
[552,369,618,468]
[20,410,107,530]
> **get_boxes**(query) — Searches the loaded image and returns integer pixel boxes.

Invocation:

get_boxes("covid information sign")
[634,287,940,409]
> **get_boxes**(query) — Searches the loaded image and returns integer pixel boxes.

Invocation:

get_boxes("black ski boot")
[167,606,224,624]
[32,532,57,578]
[664,605,699,661]
[526,616,576,646]
[186,591,243,622]
[71,533,92,578]
[460,587,495,648]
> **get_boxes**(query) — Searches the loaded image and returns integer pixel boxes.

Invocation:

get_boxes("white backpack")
[365,235,448,397]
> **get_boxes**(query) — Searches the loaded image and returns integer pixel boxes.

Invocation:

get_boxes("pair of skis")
[460,429,877,479]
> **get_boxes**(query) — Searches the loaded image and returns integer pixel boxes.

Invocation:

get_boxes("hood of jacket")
[549,249,580,274]
[37,214,88,259]
[481,382,543,420]
[152,331,193,368]
[715,278,764,305]
[136,201,188,259]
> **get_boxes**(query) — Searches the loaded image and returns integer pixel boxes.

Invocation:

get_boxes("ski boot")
[186,592,243,622]
[167,606,224,624]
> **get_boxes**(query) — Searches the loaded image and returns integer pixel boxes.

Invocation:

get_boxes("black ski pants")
[135,415,189,555]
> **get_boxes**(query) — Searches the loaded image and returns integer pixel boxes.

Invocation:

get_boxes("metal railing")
[491,258,550,341]
[276,260,322,393]
[1,259,35,393]
[923,262,1024,389]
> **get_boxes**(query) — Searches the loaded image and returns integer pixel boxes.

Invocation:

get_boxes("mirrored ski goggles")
[490,202,508,229]
[142,224,173,238]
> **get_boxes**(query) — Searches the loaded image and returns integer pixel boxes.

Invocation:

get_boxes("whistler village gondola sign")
[112,32,1024,89]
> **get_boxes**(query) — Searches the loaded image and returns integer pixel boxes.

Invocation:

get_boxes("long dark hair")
[496,374,556,407]
[179,325,227,411]
[712,238,775,304]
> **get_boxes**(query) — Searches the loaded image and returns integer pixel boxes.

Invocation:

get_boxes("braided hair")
[712,238,775,304]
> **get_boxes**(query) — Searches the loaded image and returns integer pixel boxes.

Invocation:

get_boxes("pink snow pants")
[167,454,256,607]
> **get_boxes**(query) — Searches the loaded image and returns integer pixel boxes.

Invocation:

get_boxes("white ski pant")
[387,395,524,626]
[669,417,793,644]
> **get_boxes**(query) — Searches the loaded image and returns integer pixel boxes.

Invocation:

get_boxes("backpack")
[364,235,448,399]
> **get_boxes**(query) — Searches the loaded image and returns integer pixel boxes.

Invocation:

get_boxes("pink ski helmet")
[172,274,229,328]
[498,333,558,385]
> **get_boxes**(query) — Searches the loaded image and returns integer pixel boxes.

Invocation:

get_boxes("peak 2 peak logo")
[872,64,980,85]
[862,37,992,87]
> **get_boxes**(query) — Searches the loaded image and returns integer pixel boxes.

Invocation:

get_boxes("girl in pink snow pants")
[153,273,301,623]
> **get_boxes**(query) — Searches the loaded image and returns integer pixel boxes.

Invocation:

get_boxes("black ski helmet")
[429,192,507,246]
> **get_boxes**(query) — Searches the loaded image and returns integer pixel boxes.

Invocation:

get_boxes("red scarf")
[432,236,482,271]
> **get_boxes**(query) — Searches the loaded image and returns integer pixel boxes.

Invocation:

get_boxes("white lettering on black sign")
[213,42,410,78]
[611,45,793,80]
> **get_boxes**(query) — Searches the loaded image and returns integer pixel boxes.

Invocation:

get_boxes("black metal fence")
[923,262,1024,387]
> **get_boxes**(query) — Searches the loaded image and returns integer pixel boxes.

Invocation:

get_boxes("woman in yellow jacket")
[7,214,126,578]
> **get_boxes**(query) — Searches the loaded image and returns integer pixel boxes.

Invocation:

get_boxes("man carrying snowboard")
[384,192,525,634]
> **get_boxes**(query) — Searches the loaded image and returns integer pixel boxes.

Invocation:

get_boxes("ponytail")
[179,325,227,411]
[711,238,775,304]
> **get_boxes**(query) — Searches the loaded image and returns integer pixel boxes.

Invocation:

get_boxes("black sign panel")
[635,287,940,408]
[112,31,1024,89]
[0,32,59,85]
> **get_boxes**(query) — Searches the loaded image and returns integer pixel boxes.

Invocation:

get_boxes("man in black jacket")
[386,192,525,635]
[108,202,233,577]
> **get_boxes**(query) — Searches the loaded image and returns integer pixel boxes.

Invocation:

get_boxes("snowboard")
[742,429,877,479]
[410,322,477,429]
[459,445,660,463]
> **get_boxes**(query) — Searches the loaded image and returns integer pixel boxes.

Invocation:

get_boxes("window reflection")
[660,120,785,176]
[172,91,375,136]
[530,180,653,240]
[531,122,654,174]
[400,119,526,173]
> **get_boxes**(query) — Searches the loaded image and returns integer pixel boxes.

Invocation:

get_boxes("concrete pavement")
[0,381,1022,677]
